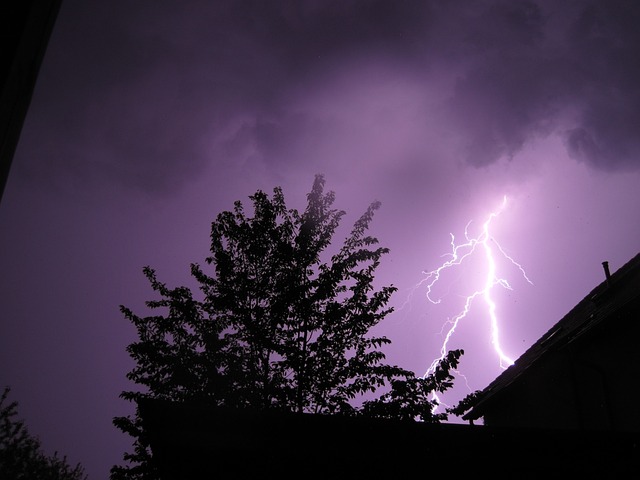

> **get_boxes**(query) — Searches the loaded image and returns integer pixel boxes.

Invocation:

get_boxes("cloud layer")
[15,0,640,197]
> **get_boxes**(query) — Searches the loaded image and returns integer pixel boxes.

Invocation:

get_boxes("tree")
[447,390,483,419]
[0,387,87,480]
[112,175,463,478]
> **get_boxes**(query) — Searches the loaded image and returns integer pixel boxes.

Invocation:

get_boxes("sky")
[1,0,640,477]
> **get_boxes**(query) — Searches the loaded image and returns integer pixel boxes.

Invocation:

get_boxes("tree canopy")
[0,387,87,480]
[112,175,462,479]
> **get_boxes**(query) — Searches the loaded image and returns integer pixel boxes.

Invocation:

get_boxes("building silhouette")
[464,253,640,431]
[0,0,61,202]
[138,396,638,479]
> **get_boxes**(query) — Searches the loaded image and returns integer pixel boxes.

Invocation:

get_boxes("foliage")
[0,386,87,480]
[109,412,156,480]
[112,175,462,478]
[361,349,463,422]
[447,389,483,418]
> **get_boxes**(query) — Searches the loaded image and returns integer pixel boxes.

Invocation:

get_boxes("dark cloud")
[442,0,640,170]
[223,0,432,70]
[446,54,569,167]
[562,0,640,171]
[14,0,640,198]
[16,0,435,195]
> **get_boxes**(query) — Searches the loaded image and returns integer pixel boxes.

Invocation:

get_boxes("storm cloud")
[15,0,640,197]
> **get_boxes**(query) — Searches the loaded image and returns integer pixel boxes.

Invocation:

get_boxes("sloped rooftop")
[463,251,640,421]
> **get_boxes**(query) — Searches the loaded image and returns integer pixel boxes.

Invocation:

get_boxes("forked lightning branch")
[421,196,533,378]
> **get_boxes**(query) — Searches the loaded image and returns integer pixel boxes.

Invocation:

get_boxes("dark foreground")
[139,398,640,479]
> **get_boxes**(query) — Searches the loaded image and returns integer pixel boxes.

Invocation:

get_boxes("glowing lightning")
[421,195,533,379]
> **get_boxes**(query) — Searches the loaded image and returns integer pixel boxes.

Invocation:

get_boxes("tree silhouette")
[112,175,462,479]
[0,387,87,480]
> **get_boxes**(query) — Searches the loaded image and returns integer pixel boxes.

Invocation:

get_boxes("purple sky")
[2,1,640,477]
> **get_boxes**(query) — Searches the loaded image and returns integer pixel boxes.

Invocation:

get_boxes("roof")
[463,251,640,421]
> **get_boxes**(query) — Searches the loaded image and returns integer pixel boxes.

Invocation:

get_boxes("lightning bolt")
[421,196,533,380]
